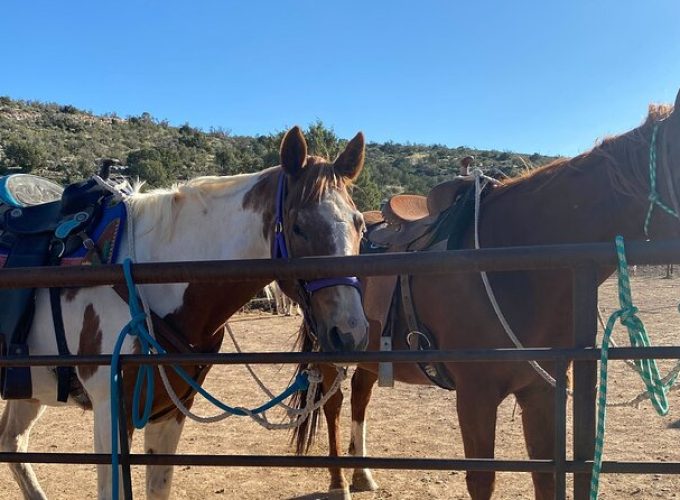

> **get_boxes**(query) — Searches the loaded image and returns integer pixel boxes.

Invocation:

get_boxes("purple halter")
[272,171,361,294]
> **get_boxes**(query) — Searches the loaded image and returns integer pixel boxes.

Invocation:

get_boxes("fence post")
[572,266,599,499]
[554,357,568,500]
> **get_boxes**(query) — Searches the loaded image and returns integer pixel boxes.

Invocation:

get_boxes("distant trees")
[0,97,555,206]
[126,148,168,185]
[0,138,45,173]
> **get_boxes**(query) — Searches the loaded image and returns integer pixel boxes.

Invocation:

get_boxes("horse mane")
[126,156,356,242]
[489,102,675,199]
[126,172,259,241]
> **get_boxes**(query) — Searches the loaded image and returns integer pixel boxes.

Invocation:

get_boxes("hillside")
[0,97,557,211]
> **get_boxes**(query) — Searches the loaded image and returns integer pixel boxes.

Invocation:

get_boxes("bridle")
[272,171,361,343]
[644,121,680,237]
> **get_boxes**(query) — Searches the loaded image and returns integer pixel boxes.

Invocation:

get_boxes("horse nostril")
[328,326,344,351]
[328,326,355,352]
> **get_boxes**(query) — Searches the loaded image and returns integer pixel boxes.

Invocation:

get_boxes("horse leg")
[93,400,133,500]
[0,399,47,499]
[456,383,501,500]
[320,364,350,500]
[348,367,379,492]
[515,385,555,500]
[145,415,185,500]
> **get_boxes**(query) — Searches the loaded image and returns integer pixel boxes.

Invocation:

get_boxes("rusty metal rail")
[0,239,678,288]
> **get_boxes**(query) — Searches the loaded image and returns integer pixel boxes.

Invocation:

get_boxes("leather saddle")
[0,174,117,400]
[361,176,485,390]
[368,176,475,251]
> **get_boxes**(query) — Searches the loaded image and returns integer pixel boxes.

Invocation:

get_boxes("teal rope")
[644,124,680,236]
[589,236,675,499]
[109,258,310,499]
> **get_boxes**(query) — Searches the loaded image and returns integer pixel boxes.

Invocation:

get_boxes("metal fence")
[2,239,680,500]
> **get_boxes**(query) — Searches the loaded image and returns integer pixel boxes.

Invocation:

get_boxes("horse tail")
[290,322,323,455]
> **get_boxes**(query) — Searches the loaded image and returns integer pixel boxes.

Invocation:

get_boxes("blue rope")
[109,258,310,499]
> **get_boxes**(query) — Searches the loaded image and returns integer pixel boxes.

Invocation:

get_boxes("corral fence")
[2,240,680,499]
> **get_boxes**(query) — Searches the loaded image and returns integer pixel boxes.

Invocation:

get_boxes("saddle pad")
[0,197,127,268]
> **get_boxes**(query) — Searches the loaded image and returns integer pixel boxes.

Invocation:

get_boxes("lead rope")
[589,235,674,499]
[471,169,561,388]
[123,199,344,427]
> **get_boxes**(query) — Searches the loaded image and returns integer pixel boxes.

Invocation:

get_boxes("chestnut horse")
[0,126,369,499]
[294,91,680,500]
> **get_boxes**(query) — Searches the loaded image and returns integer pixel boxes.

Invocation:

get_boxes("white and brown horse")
[0,126,369,499]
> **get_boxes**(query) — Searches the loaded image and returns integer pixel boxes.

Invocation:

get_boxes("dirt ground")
[2,269,680,499]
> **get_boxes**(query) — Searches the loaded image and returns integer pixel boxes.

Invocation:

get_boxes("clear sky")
[2,0,679,156]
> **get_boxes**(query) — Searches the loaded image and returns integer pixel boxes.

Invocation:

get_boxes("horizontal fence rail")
[1,452,678,474]
[0,239,679,288]
[1,346,680,367]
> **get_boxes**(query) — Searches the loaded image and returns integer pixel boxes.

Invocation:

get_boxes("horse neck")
[479,132,652,247]
[127,172,275,346]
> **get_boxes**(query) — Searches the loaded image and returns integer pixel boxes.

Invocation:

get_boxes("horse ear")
[280,126,308,177]
[334,132,365,181]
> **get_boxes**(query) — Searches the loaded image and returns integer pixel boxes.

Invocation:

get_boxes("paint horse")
[0,126,370,500]
[294,91,680,500]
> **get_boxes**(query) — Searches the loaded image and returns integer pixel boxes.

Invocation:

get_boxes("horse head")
[636,88,680,238]
[274,126,369,353]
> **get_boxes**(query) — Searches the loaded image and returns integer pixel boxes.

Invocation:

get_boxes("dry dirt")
[2,270,680,499]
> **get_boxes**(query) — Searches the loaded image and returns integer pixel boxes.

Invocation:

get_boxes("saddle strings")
[470,168,562,389]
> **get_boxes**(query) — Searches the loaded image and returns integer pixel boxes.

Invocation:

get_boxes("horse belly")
[23,288,134,407]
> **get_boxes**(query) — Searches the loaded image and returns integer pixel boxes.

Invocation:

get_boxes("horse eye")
[292,224,305,237]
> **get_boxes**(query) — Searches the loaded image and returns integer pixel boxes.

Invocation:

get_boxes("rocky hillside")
[0,96,557,210]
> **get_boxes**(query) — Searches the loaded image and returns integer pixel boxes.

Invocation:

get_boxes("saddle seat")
[368,176,475,250]
[0,174,64,208]
[0,175,65,235]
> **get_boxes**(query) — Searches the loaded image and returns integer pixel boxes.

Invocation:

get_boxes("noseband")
[272,172,361,342]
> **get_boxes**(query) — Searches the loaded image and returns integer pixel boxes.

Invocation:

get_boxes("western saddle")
[363,158,481,390]
[0,174,125,401]
[368,175,475,251]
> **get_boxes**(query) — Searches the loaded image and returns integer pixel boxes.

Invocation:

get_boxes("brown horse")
[293,91,680,500]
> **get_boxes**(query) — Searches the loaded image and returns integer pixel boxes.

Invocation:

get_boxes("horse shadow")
[285,493,332,500]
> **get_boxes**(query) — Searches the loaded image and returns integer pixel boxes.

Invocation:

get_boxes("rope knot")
[618,305,639,326]
[648,192,659,203]
[303,368,323,384]
[128,311,148,333]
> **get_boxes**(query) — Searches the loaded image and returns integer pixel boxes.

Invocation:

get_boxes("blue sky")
[1,0,679,156]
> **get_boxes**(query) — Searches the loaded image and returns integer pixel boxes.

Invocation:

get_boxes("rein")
[272,171,361,343]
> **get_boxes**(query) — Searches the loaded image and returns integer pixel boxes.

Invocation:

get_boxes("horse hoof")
[327,487,351,500]
[352,470,379,491]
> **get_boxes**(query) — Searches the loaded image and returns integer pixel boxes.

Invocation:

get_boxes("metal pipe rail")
[0,346,679,367]
[0,452,679,474]
[0,239,678,288]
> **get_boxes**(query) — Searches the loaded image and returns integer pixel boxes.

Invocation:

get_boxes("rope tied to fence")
[109,258,315,499]
[590,235,674,499]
